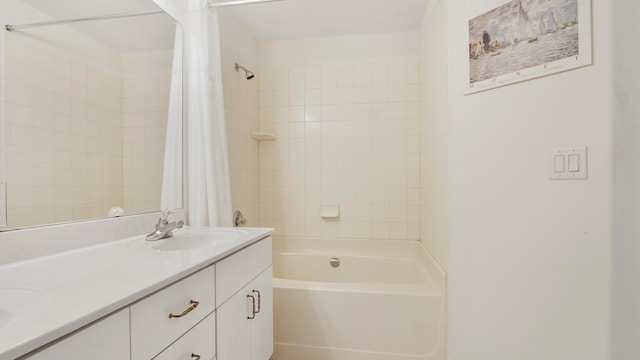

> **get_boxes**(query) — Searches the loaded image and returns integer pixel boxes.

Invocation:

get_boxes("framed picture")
[467,0,592,94]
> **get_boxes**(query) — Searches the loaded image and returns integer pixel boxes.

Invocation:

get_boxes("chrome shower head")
[235,63,255,80]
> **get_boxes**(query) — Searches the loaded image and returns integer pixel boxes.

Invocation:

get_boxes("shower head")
[235,63,255,80]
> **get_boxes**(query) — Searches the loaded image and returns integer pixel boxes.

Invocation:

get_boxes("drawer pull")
[247,294,256,319]
[191,354,201,360]
[168,300,200,318]
[252,290,261,313]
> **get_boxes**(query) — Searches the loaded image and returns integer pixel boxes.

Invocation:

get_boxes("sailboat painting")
[467,0,591,94]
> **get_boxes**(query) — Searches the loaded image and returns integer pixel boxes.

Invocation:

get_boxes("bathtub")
[270,238,446,360]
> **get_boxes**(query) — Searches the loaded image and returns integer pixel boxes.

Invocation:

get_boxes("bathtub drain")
[330,257,340,268]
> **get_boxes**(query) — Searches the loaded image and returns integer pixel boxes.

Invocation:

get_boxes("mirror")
[2,0,182,230]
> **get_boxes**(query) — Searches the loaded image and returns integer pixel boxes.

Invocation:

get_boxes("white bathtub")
[270,238,446,360]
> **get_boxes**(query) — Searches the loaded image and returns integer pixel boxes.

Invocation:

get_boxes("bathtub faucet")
[146,210,184,241]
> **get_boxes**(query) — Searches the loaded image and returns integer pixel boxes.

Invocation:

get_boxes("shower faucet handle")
[233,211,247,227]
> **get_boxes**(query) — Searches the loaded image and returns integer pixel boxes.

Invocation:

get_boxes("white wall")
[420,0,450,271]
[257,33,421,240]
[448,1,612,359]
[612,0,640,358]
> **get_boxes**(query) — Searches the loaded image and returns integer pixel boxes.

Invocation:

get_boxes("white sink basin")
[151,229,247,251]
[0,309,12,330]
[0,288,49,331]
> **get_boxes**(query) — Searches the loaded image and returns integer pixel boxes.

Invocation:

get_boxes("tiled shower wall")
[420,0,450,270]
[219,9,260,226]
[258,61,421,240]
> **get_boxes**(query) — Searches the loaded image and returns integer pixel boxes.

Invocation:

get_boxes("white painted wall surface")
[448,0,612,359]
[612,0,640,358]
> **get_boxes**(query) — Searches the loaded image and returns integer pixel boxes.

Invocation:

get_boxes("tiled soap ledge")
[251,130,277,141]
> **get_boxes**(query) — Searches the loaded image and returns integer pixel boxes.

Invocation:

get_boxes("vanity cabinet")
[216,237,273,360]
[24,309,130,360]
[12,234,272,360]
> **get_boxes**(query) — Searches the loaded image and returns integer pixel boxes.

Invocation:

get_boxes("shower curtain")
[161,25,183,211]
[184,0,233,226]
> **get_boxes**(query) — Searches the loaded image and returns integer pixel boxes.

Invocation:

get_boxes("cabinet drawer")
[216,237,272,306]
[131,266,215,360]
[153,312,216,360]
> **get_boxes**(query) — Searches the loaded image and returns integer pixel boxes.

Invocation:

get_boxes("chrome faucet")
[146,211,184,241]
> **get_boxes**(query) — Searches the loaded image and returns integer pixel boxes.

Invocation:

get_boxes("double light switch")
[550,147,587,180]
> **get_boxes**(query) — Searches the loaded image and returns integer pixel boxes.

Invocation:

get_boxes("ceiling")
[222,0,429,41]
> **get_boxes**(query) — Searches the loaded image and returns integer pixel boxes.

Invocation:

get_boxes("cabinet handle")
[191,354,201,360]
[252,290,261,313]
[168,300,200,318]
[247,294,256,319]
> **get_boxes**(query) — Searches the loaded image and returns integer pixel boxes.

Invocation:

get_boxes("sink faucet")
[146,210,184,241]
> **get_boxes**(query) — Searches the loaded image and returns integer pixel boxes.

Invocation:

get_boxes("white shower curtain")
[161,25,183,211]
[184,0,233,226]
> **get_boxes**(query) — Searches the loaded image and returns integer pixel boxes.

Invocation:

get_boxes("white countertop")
[0,226,273,359]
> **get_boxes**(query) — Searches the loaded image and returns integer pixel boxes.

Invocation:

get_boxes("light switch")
[568,154,580,172]
[550,147,588,180]
[554,155,565,173]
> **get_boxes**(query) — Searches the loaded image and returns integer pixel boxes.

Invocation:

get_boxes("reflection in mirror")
[2,0,182,230]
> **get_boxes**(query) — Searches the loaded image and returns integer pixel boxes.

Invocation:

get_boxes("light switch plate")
[550,147,587,180]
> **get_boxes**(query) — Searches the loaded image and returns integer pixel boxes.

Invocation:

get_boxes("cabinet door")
[216,284,252,360]
[250,267,273,360]
[217,266,273,360]
[25,309,130,360]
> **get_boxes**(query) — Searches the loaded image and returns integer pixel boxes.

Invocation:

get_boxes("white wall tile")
[218,9,260,226]
[258,41,420,241]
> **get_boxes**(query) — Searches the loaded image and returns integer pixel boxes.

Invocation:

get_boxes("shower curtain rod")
[5,0,284,32]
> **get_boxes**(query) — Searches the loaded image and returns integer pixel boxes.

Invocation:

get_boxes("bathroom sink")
[0,309,11,330]
[151,229,247,251]
[0,288,49,331]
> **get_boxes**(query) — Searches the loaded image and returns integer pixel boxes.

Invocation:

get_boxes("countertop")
[0,226,273,359]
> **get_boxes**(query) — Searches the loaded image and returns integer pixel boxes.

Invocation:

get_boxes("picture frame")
[467,0,592,94]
